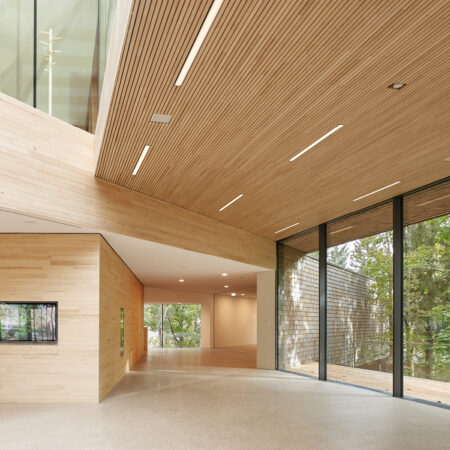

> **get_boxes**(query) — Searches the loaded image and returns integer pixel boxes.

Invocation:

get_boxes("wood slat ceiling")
[96,0,450,241]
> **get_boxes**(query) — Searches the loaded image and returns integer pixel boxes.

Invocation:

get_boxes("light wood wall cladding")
[96,0,450,240]
[0,234,100,402]
[0,93,275,269]
[99,238,144,401]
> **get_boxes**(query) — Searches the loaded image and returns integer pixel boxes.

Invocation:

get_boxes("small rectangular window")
[0,302,57,343]
[120,307,124,356]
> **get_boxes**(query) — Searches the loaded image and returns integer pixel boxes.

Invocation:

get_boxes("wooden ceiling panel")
[97,0,450,240]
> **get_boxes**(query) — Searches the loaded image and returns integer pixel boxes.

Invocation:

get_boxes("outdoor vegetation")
[144,304,201,348]
[327,215,449,382]
[0,303,57,342]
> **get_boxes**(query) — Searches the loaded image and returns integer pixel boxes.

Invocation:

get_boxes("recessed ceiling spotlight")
[353,181,401,202]
[241,293,245,296]
[151,114,172,124]
[445,157,450,162]
[224,285,229,288]
[132,145,150,175]
[274,222,300,234]
[388,82,406,90]
[221,273,228,277]
[175,0,223,86]
[231,293,236,296]
[289,125,344,162]
[178,279,185,283]
[219,194,244,211]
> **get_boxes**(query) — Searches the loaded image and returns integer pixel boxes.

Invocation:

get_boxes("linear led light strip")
[274,222,300,234]
[289,125,344,162]
[417,194,450,207]
[219,194,244,211]
[175,0,223,86]
[353,181,401,202]
[132,145,150,175]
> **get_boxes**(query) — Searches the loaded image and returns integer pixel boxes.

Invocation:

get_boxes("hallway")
[2,348,449,450]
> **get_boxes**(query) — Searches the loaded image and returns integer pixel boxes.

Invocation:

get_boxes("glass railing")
[0,0,116,132]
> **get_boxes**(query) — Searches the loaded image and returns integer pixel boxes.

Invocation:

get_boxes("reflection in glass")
[0,302,57,342]
[278,229,319,377]
[403,183,449,405]
[327,204,393,393]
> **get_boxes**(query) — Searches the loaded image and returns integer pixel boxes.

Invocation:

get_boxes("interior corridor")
[2,348,449,450]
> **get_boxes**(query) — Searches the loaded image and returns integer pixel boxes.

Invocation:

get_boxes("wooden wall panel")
[0,93,275,269]
[99,238,144,401]
[0,234,100,402]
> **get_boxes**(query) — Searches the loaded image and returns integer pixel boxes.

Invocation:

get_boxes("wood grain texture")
[0,234,100,403]
[99,237,144,401]
[96,0,450,239]
[0,92,275,269]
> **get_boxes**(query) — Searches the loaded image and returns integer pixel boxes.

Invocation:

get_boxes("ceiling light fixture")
[151,114,172,124]
[388,82,406,90]
[417,194,450,207]
[274,222,300,234]
[231,293,236,296]
[219,194,244,211]
[224,285,229,288]
[353,181,401,202]
[174,0,223,86]
[178,279,185,283]
[241,293,245,296]
[444,157,450,162]
[221,273,228,277]
[289,125,344,162]
[330,225,354,235]
[132,145,150,175]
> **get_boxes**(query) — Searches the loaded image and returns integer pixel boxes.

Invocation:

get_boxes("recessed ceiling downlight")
[289,125,344,162]
[132,145,150,175]
[175,0,223,86]
[151,114,172,124]
[388,82,406,90]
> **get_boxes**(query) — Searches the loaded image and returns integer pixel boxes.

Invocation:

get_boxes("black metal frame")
[276,177,449,403]
[0,301,58,344]
[393,195,403,397]
[318,223,327,380]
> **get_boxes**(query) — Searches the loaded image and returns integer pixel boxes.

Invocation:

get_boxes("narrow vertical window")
[120,308,124,356]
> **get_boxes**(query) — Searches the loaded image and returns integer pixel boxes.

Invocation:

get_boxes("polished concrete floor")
[1,347,449,450]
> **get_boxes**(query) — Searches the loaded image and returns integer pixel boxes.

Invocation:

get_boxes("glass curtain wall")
[327,203,393,392]
[144,304,202,349]
[403,181,449,406]
[278,228,319,376]
[0,0,117,131]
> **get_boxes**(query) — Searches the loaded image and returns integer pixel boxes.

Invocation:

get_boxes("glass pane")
[144,304,163,348]
[0,302,57,342]
[0,0,34,105]
[163,304,201,348]
[36,0,99,130]
[278,228,319,377]
[98,0,117,96]
[403,181,450,406]
[120,307,124,355]
[327,203,393,393]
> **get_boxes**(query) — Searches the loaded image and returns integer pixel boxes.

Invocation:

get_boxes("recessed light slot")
[175,0,223,86]
[274,222,300,234]
[151,114,172,124]
[330,226,354,235]
[219,194,244,212]
[132,145,150,175]
[353,181,401,202]
[289,125,344,162]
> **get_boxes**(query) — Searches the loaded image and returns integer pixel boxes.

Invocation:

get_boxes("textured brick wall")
[278,244,388,370]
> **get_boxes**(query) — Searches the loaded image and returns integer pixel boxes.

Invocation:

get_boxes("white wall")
[213,295,257,348]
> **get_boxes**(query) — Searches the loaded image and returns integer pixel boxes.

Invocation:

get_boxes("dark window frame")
[0,301,58,344]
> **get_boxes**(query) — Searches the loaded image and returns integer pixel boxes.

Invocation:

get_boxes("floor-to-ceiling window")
[327,203,393,392]
[278,228,319,376]
[144,304,201,348]
[403,181,449,406]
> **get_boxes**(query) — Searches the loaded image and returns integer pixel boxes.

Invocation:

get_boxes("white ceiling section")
[0,209,265,295]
